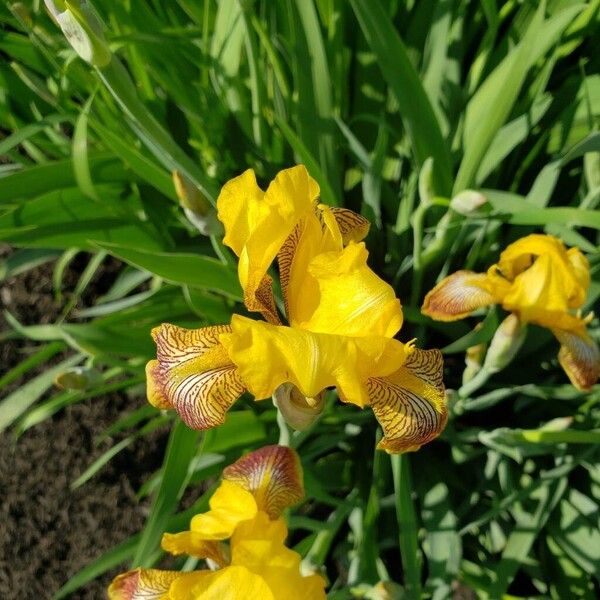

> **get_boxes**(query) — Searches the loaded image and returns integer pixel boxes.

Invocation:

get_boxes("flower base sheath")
[422,234,599,390]
[147,165,447,452]
[108,445,326,599]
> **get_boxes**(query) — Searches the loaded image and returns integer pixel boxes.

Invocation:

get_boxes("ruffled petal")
[231,513,327,600]
[169,566,274,600]
[368,348,447,453]
[501,254,584,330]
[223,445,304,518]
[421,270,497,321]
[291,240,403,338]
[217,166,317,320]
[190,480,258,540]
[149,324,246,429]
[220,315,408,407]
[108,568,180,600]
[553,328,600,391]
[161,532,228,567]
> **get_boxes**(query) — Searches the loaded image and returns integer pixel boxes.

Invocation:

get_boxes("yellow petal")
[190,480,257,540]
[161,532,228,567]
[223,445,304,518]
[421,271,498,321]
[501,254,583,330]
[170,566,274,600]
[221,315,408,407]
[150,324,246,429]
[290,240,403,338]
[230,513,327,600]
[217,166,318,320]
[495,234,588,311]
[553,328,600,391]
[328,206,370,243]
[369,348,447,453]
[108,568,180,600]
[146,359,172,410]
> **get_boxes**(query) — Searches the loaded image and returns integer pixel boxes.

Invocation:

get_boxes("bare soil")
[0,247,168,599]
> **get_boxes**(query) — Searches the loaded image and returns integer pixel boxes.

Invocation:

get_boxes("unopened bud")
[54,366,102,390]
[462,323,487,384]
[483,314,527,374]
[450,190,488,216]
[173,171,222,236]
[44,0,111,67]
[272,383,324,431]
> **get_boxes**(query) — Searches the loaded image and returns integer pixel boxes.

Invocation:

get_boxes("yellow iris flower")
[147,165,446,452]
[108,445,326,600]
[422,234,600,390]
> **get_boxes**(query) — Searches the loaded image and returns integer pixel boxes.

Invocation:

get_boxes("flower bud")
[44,0,111,67]
[272,383,324,431]
[483,313,527,374]
[54,366,102,390]
[173,171,223,236]
[450,190,488,216]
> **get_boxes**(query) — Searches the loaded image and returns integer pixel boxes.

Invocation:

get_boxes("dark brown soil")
[0,246,168,599]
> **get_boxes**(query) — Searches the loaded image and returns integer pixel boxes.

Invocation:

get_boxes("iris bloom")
[108,445,326,599]
[422,234,600,390]
[147,165,446,452]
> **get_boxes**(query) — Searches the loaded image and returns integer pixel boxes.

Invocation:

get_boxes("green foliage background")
[1,0,599,597]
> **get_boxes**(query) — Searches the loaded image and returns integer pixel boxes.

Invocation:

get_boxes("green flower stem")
[276,405,291,446]
[391,454,421,600]
[409,203,427,307]
[457,366,492,398]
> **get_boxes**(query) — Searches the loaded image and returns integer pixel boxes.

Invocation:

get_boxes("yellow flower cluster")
[109,446,325,600]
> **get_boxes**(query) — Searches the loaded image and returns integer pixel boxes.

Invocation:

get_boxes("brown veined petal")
[422,270,497,321]
[553,328,600,391]
[223,445,304,518]
[368,348,447,453]
[161,532,228,567]
[108,568,180,600]
[150,323,246,429]
[146,359,172,410]
[252,274,280,324]
[329,206,370,244]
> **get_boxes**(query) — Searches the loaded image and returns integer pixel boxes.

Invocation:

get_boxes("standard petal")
[553,328,600,391]
[170,566,274,600]
[150,323,246,429]
[421,270,497,321]
[108,568,180,600]
[220,315,408,407]
[290,241,403,338]
[369,348,447,453]
[223,445,304,518]
[217,166,317,320]
[190,480,258,540]
[161,532,228,567]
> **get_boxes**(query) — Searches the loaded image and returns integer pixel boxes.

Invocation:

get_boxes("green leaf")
[96,242,242,299]
[132,421,200,567]
[350,0,452,195]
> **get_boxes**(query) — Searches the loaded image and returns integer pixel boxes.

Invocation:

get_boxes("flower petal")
[553,328,600,391]
[190,480,258,540]
[329,206,370,243]
[161,532,228,567]
[421,270,497,321]
[291,240,403,338]
[369,348,447,453]
[223,445,304,518]
[217,166,317,320]
[221,315,408,407]
[108,568,180,600]
[150,324,246,429]
[169,566,274,600]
